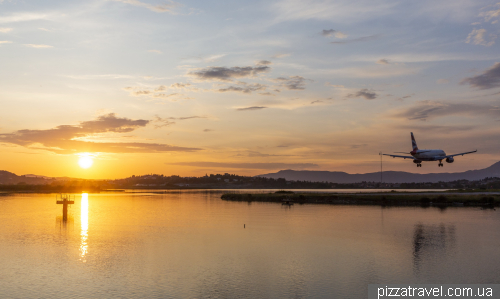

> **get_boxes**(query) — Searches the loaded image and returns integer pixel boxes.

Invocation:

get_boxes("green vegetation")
[2,170,500,192]
[106,174,500,190]
[108,173,333,189]
[221,192,500,207]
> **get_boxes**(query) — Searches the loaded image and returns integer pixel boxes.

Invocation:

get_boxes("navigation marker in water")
[56,194,75,221]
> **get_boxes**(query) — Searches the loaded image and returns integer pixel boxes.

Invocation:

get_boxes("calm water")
[0,190,499,298]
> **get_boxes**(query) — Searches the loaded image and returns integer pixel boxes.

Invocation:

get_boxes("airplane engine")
[446,157,454,163]
[413,160,422,164]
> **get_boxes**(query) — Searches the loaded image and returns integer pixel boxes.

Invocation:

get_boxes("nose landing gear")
[417,163,422,167]
[438,161,443,167]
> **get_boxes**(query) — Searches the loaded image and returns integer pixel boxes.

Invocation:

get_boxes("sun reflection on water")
[80,193,88,262]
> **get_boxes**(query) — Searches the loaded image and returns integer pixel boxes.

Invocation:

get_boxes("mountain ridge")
[255,161,500,184]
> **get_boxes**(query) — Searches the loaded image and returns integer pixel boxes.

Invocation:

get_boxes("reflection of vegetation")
[275,190,295,194]
[413,223,456,272]
[221,193,500,207]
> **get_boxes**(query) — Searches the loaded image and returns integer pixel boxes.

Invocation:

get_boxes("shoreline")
[221,192,500,207]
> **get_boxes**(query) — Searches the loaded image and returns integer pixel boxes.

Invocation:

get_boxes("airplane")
[383,132,477,167]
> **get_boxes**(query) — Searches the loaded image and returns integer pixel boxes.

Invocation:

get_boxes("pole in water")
[56,194,75,222]
[379,152,383,184]
[244,224,245,228]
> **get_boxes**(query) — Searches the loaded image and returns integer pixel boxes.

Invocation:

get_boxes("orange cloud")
[0,113,200,154]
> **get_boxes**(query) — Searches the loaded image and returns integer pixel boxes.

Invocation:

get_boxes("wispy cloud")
[204,54,226,62]
[466,28,496,46]
[153,116,175,128]
[148,49,162,54]
[479,3,500,23]
[331,35,380,44]
[123,86,192,101]
[24,44,53,48]
[461,62,500,89]
[272,0,395,23]
[347,89,377,100]
[239,150,293,158]
[154,115,209,128]
[170,83,193,89]
[188,65,270,81]
[180,54,226,64]
[0,27,12,33]
[175,116,209,121]
[390,101,500,121]
[256,60,272,65]
[168,161,319,170]
[272,53,291,59]
[111,0,180,13]
[319,64,419,78]
[218,83,267,94]
[321,29,347,38]
[398,124,477,133]
[237,106,267,111]
[0,113,200,153]
[274,76,308,90]
[0,12,50,24]
[0,40,12,44]
[395,95,412,101]
[376,59,390,65]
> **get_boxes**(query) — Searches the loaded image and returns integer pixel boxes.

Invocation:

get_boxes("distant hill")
[256,161,500,184]
[0,170,55,185]
[0,170,18,181]
[0,170,87,185]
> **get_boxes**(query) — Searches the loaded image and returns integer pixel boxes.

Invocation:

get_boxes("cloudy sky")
[1,0,500,179]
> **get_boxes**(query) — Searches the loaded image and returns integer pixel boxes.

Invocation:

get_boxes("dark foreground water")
[0,190,499,298]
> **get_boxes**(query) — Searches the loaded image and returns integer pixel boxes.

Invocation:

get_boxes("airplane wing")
[446,150,477,158]
[382,154,415,160]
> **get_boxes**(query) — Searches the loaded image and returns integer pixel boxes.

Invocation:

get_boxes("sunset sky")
[1,0,500,179]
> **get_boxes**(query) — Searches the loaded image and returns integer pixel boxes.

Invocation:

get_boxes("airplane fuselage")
[411,149,446,161]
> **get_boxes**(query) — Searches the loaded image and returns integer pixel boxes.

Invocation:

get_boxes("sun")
[78,156,94,169]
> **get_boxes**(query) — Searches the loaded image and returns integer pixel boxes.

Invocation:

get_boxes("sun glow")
[78,156,94,169]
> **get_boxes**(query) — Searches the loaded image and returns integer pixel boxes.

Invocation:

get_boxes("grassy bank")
[221,191,500,207]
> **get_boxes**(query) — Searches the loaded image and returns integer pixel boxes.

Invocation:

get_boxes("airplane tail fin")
[411,132,419,153]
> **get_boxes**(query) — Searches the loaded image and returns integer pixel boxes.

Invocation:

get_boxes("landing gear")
[438,161,443,167]
[416,163,422,167]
